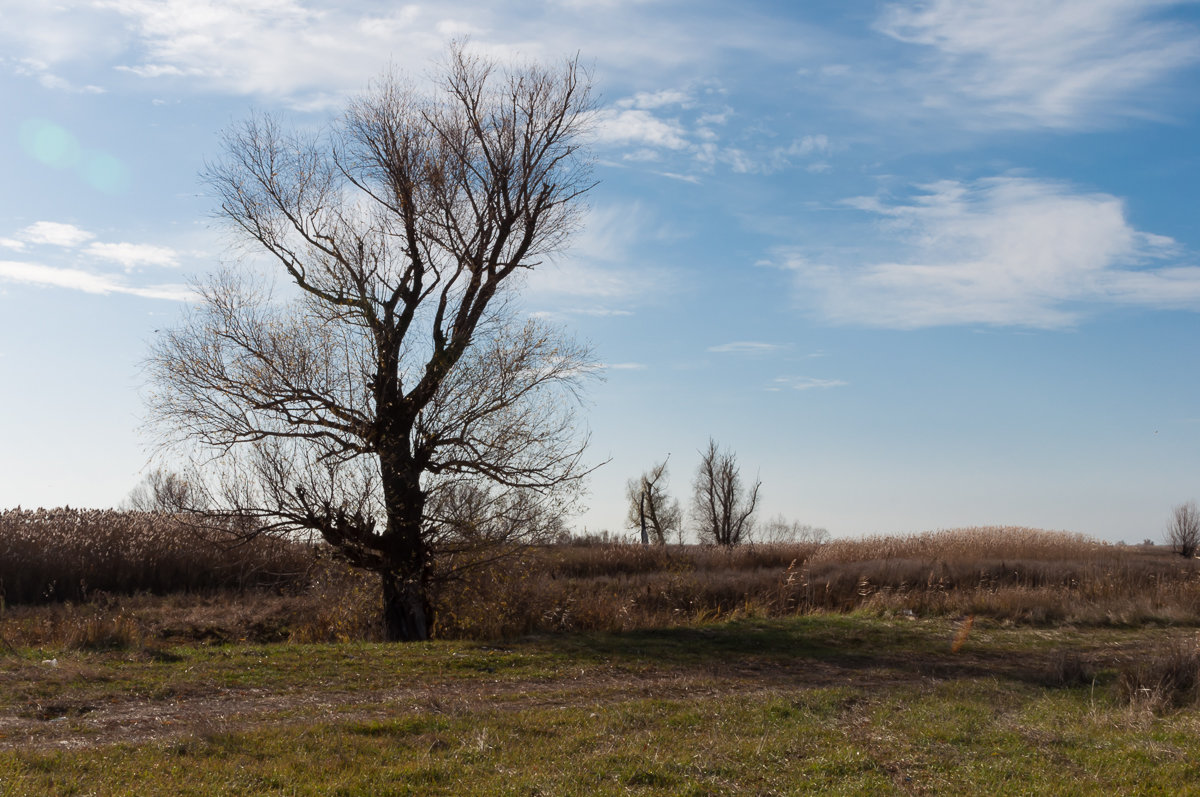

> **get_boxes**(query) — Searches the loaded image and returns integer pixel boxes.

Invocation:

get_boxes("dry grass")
[1116,637,1200,712]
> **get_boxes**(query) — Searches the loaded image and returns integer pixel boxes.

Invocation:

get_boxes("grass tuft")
[1115,638,1200,713]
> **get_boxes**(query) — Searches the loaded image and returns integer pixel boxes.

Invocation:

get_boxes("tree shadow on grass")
[517,615,1129,690]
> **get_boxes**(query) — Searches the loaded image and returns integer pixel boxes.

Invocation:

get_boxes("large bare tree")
[625,459,682,545]
[691,439,761,546]
[147,44,596,641]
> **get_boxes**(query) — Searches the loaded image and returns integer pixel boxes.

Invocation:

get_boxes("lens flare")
[18,118,131,194]
[19,119,81,168]
[84,153,131,195]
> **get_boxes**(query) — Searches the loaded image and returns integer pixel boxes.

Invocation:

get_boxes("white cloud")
[20,222,95,248]
[877,0,1200,128]
[85,241,180,270]
[0,260,193,301]
[781,177,1197,328]
[708,342,785,354]
[606,362,647,370]
[593,109,690,150]
[0,238,25,251]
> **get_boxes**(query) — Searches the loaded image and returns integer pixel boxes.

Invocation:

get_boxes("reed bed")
[435,528,1200,638]
[3,513,1200,645]
[0,508,314,604]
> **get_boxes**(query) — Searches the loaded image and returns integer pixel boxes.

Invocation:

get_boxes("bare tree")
[1167,501,1200,558]
[124,467,204,513]
[691,439,760,546]
[146,44,596,641]
[760,514,829,545]
[624,459,682,545]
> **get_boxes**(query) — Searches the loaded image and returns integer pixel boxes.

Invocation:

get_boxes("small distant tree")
[1167,501,1200,558]
[124,467,204,513]
[760,514,829,545]
[624,459,682,545]
[691,438,760,546]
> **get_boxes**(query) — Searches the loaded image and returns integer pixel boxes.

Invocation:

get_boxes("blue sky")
[2,0,1199,542]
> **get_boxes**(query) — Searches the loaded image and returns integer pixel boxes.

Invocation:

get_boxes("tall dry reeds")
[0,508,314,604]
[5,519,1200,644]
[792,527,1200,623]
[432,528,1200,637]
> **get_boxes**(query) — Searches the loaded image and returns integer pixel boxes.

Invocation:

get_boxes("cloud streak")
[708,342,786,354]
[770,376,847,391]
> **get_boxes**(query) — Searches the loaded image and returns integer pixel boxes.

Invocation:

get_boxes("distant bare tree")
[146,44,596,642]
[691,439,760,546]
[124,467,204,514]
[760,514,829,545]
[1167,501,1200,558]
[625,459,682,545]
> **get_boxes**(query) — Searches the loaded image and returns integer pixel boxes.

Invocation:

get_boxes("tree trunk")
[639,490,648,546]
[381,570,431,641]
[377,446,432,641]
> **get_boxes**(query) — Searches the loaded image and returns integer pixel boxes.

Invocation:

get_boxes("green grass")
[3,615,1200,795]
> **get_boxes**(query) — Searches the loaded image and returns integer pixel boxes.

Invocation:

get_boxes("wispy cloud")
[85,241,179,270]
[21,0,437,108]
[595,84,832,176]
[14,58,106,94]
[708,341,785,354]
[530,306,634,320]
[1,221,192,300]
[0,260,192,301]
[779,176,1197,328]
[876,0,1200,128]
[606,362,647,371]
[528,202,676,303]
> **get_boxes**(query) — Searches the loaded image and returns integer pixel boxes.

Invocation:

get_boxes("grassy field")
[3,614,1200,795]
[4,512,1200,793]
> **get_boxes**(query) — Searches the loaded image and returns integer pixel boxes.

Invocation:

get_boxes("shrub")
[1167,501,1200,558]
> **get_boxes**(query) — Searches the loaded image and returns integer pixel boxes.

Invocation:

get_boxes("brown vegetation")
[4,513,1200,647]
[0,508,314,604]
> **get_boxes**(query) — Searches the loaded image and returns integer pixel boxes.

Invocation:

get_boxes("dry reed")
[0,508,314,604]
[5,518,1200,645]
